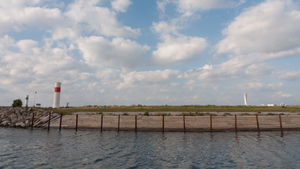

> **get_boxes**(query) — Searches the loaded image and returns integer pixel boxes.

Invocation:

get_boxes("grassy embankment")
[42,105,300,116]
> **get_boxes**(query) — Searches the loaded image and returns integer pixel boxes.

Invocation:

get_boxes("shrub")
[143,112,150,116]
[12,99,23,107]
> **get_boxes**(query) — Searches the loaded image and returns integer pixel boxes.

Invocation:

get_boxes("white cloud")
[0,35,15,52]
[151,20,208,65]
[245,63,273,77]
[157,0,243,15]
[181,55,253,81]
[273,70,300,81]
[216,0,300,56]
[181,0,300,83]
[151,34,207,65]
[152,20,181,35]
[0,0,140,40]
[0,36,127,106]
[117,69,179,89]
[273,91,293,99]
[65,0,140,38]
[237,82,283,91]
[77,36,150,70]
[157,0,170,13]
[0,1,62,34]
[177,0,236,12]
[111,0,132,12]
[16,40,39,53]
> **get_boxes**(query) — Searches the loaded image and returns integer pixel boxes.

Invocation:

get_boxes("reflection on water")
[0,128,299,168]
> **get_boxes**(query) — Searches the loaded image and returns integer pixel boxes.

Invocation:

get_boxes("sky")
[0,0,300,107]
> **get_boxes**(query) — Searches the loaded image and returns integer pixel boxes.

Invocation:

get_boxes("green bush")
[143,112,149,116]
[12,99,23,107]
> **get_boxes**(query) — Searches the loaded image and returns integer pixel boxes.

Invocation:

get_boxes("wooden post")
[235,114,237,133]
[100,115,103,133]
[162,115,165,133]
[118,114,120,133]
[76,114,78,132]
[256,114,260,133]
[210,114,212,133]
[135,115,137,133]
[31,113,34,130]
[183,115,186,133]
[47,112,51,131]
[59,113,62,131]
[279,114,283,135]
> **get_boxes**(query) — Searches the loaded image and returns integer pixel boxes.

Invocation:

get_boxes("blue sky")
[0,0,300,107]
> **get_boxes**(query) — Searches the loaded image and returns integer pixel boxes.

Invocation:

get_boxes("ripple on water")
[0,128,300,168]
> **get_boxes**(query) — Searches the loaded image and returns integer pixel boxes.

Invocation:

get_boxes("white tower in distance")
[244,93,248,106]
[53,82,61,108]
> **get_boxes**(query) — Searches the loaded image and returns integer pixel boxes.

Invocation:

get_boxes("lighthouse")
[53,82,61,108]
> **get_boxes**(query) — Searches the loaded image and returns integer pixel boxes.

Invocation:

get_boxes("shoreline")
[72,111,299,116]
[50,114,300,132]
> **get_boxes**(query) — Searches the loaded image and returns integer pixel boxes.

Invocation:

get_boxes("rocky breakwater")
[0,107,59,128]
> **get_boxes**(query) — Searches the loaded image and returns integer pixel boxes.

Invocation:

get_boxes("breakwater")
[1,107,300,132]
[0,107,59,128]
[50,114,300,132]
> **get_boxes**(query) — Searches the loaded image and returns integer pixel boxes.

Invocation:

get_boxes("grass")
[41,105,300,116]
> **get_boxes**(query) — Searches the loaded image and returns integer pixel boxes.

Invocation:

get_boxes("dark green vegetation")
[12,99,22,107]
[42,105,300,116]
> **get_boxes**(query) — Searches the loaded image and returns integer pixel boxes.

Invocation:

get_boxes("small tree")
[12,99,23,107]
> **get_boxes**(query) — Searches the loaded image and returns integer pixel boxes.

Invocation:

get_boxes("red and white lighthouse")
[53,82,61,108]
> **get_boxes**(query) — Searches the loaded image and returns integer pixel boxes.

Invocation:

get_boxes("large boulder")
[11,119,18,124]
[15,122,25,128]
[1,121,8,126]
[9,113,17,119]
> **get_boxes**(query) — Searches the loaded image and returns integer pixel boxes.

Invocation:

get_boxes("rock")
[18,115,24,121]
[19,122,25,127]
[16,122,25,128]
[9,113,17,119]
[11,119,18,124]
[1,121,8,126]
[41,116,49,123]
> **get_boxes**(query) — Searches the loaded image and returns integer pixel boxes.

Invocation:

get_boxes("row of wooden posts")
[31,113,284,135]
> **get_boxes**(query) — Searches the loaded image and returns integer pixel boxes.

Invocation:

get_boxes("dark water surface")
[0,128,299,169]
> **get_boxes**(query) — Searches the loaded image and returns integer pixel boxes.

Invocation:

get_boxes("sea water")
[0,128,299,168]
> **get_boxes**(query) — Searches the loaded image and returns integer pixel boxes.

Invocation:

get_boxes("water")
[0,128,300,169]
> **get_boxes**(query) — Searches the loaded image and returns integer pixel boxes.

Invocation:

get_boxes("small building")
[267,104,276,107]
